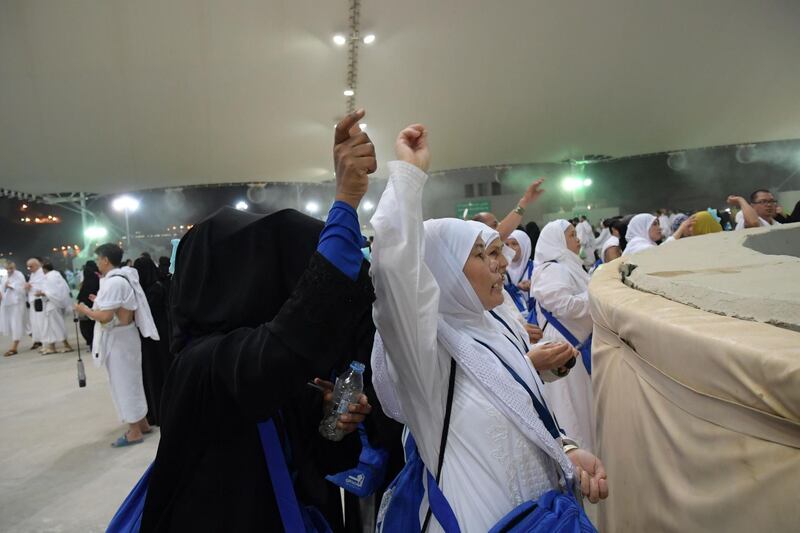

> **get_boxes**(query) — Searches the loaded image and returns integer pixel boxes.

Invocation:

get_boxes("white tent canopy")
[1,0,799,195]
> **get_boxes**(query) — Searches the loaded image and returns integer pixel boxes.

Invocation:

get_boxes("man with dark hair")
[75,242,160,447]
[728,189,781,229]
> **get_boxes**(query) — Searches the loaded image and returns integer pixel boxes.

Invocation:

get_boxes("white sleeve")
[94,278,136,311]
[370,161,448,429]
[531,265,590,322]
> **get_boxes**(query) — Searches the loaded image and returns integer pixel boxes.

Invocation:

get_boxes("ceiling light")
[363,34,376,44]
[305,201,320,214]
[235,201,249,211]
[333,34,347,46]
[343,89,355,97]
[362,200,374,211]
[359,124,367,131]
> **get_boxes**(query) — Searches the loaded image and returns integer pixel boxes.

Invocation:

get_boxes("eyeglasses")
[752,200,777,205]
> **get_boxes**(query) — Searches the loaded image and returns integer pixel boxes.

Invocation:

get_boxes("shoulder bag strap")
[421,358,459,533]
[473,338,561,440]
[257,419,306,532]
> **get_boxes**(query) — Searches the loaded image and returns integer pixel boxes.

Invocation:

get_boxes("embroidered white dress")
[371,162,568,533]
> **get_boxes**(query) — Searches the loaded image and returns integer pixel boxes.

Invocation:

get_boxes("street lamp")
[112,195,140,247]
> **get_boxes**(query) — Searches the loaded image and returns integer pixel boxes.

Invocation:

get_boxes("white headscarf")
[468,221,533,349]
[506,229,532,284]
[532,220,590,290]
[623,214,658,256]
[372,217,575,481]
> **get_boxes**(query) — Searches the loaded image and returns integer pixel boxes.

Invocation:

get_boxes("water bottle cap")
[350,361,365,373]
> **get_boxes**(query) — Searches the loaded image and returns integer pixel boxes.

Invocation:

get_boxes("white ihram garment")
[41,270,71,343]
[1,270,27,341]
[370,161,573,533]
[532,220,595,452]
[27,269,46,343]
[576,221,597,267]
[92,267,159,423]
[734,210,781,230]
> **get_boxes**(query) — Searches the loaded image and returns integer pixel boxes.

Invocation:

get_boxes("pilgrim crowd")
[0,110,795,533]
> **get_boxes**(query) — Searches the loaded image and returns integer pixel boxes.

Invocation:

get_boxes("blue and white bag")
[376,351,597,533]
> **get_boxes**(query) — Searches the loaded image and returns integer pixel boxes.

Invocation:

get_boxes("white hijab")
[623,214,658,256]
[506,229,532,284]
[372,217,575,480]
[532,220,590,291]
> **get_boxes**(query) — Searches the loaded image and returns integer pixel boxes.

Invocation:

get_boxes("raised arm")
[370,125,447,428]
[728,195,760,228]
[496,178,545,241]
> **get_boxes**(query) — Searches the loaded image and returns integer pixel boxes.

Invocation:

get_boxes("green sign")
[456,200,491,219]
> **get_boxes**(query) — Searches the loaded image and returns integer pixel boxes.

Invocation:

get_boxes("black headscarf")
[157,256,171,281]
[133,257,161,292]
[525,221,541,259]
[77,260,101,306]
[170,207,325,353]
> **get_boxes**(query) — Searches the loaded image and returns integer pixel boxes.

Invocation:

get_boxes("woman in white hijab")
[531,220,595,453]
[622,213,661,256]
[371,124,607,532]
[471,221,577,381]
[504,229,533,311]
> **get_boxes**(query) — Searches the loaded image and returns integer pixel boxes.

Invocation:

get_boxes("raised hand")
[395,124,430,173]
[334,109,376,208]
[521,178,546,207]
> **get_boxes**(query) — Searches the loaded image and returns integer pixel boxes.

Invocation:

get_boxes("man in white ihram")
[1,262,27,356]
[36,262,75,354]
[575,216,596,268]
[25,258,47,351]
[74,243,159,447]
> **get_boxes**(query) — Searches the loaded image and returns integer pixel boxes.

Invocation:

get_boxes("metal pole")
[80,192,88,251]
[124,209,131,249]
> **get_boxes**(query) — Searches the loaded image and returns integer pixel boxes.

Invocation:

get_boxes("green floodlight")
[583,178,593,187]
[561,176,578,191]
[84,226,108,239]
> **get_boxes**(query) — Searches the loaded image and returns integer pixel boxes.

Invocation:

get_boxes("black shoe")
[30,342,42,350]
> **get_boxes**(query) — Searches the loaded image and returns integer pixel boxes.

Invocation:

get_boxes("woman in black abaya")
[133,257,172,426]
[141,110,379,532]
[76,261,100,347]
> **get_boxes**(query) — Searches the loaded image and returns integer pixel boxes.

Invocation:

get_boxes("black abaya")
[134,258,173,426]
[141,208,376,533]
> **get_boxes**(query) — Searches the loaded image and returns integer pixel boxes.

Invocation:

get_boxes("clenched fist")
[395,124,430,173]
[334,109,377,208]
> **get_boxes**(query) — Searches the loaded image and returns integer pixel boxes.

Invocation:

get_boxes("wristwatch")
[513,204,525,216]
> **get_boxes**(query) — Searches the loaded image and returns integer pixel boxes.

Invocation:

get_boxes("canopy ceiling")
[1,0,799,195]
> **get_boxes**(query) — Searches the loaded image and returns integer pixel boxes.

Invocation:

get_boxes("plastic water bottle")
[319,362,365,441]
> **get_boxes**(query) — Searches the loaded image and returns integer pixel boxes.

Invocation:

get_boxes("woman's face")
[564,225,581,255]
[649,219,662,242]
[463,237,504,310]
[485,238,509,276]
[506,238,521,262]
